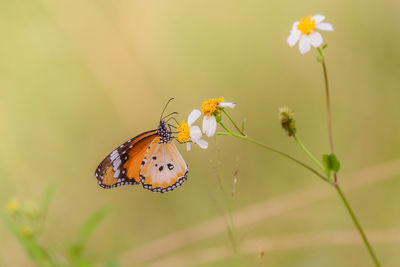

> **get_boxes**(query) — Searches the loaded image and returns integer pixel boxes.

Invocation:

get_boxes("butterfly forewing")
[95,130,158,188]
[140,140,188,193]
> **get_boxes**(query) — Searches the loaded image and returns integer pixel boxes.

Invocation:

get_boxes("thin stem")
[222,109,246,136]
[335,185,381,267]
[293,134,325,172]
[219,121,231,133]
[322,60,335,154]
[214,169,238,253]
[320,52,338,184]
[216,130,329,183]
[319,48,379,265]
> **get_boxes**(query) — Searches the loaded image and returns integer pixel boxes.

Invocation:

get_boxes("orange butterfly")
[95,99,188,193]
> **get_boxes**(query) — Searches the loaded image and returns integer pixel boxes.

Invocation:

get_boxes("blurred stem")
[214,153,238,253]
[293,134,325,172]
[217,123,328,183]
[222,109,246,136]
[335,185,381,267]
[318,47,380,266]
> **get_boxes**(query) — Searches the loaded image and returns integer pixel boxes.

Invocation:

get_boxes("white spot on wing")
[114,169,121,178]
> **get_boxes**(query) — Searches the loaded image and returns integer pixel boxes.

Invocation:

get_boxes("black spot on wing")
[167,163,174,170]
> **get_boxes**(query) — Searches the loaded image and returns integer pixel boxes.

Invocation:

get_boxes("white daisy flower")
[201,97,235,137]
[177,109,208,151]
[287,14,334,54]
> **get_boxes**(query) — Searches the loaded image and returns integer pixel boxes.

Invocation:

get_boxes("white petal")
[309,31,323,47]
[219,102,236,109]
[299,35,311,54]
[316,22,334,31]
[194,139,208,149]
[312,14,325,24]
[189,125,202,139]
[287,30,301,47]
[187,109,201,126]
[290,21,299,31]
[186,142,191,151]
[202,116,217,137]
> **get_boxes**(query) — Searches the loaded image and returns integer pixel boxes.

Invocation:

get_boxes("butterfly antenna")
[160,97,175,122]
[162,112,178,121]
[166,116,179,125]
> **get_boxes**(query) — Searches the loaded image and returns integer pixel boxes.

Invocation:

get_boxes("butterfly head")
[157,120,172,143]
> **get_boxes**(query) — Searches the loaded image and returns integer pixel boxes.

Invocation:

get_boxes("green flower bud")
[279,106,296,136]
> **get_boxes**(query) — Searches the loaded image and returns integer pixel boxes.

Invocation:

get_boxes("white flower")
[287,14,334,54]
[177,109,208,151]
[201,97,235,137]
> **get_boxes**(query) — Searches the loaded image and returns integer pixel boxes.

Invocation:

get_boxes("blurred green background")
[1,0,400,266]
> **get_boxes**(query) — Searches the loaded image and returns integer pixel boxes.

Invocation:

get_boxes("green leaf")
[241,119,246,132]
[70,207,111,257]
[322,153,341,179]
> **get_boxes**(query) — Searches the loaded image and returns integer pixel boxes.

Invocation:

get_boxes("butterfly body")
[95,120,188,193]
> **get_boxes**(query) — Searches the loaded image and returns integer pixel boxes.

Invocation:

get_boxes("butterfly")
[94,99,188,193]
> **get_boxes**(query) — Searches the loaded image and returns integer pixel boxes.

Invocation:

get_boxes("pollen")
[297,16,316,35]
[177,120,190,143]
[201,97,224,116]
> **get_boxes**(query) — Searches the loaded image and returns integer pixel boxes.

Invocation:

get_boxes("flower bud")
[279,106,296,136]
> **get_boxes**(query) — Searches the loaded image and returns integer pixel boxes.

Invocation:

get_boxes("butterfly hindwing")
[140,139,188,193]
[95,130,158,188]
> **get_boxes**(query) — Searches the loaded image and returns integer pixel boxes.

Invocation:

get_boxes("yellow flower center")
[176,120,190,143]
[201,97,224,116]
[297,16,316,35]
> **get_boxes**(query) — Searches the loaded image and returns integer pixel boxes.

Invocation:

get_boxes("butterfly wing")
[140,140,188,193]
[95,130,158,188]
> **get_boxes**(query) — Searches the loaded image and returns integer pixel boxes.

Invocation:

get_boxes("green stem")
[293,134,325,172]
[219,121,231,133]
[222,109,246,136]
[318,47,380,266]
[335,185,381,267]
[321,60,335,154]
[318,48,337,184]
[216,127,328,183]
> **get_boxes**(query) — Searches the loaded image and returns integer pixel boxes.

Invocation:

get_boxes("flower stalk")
[335,185,381,266]
[317,47,381,266]
[222,109,246,136]
[292,134,325,172]
[217,120,329,183]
